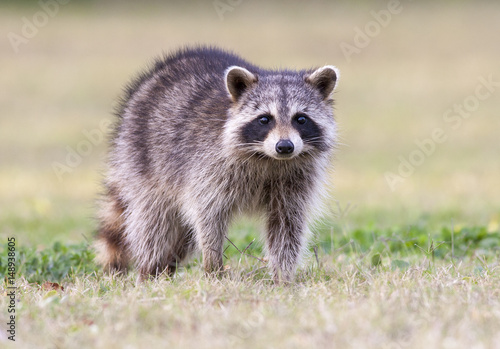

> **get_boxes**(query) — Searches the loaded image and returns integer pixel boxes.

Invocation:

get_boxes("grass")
[1,240,500,348]
[1,0,500,348]
[2,217,499,284]
[1,223,499,348]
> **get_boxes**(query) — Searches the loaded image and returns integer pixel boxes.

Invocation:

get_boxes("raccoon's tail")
[94,185,130,273]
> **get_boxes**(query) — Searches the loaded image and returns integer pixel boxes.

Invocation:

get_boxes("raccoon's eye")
[258,115,272,125]
[295,113,308,125]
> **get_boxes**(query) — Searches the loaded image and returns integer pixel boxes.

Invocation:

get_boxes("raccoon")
[95,46,339,282]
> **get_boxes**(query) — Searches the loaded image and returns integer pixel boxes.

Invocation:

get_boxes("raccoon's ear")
[305,65,340,100]
[225,66,258,102]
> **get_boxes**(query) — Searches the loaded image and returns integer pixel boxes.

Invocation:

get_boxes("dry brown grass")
[2,256,499,348]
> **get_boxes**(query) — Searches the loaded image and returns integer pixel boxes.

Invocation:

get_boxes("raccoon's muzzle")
[275,139,294,155]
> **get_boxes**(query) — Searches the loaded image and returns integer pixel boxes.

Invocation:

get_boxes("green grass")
[1,238,499,348]
[2,223,499,284]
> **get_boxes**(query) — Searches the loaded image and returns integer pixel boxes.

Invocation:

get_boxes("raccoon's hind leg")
[192,208,232,275]
[124,201,196,281]
[163,224,196,275]
[95,186,130,273]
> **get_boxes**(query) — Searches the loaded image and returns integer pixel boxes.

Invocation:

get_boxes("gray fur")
[95,46,339,282]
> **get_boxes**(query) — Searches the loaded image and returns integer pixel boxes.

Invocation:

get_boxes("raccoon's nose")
[275,140,294,154]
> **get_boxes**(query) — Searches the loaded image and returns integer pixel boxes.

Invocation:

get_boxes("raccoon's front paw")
[202,253,224,276]
[270,267,295,285]
[137,263,178,282]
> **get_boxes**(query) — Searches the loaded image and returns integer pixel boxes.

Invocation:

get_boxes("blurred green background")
[1,0,499,247]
